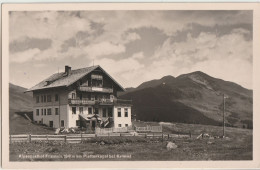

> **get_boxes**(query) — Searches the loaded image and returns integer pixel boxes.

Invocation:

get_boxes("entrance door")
[92,121,96,129]
[61,120,64,127]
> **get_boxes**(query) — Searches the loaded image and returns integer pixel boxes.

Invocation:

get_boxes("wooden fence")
[10,132,190,143]
[134,125,162,133]
[95,127,134,134]
[95,125,162,134]
[9,134,96,143]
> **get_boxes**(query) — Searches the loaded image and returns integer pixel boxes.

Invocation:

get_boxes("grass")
[10,123,252,161]
[10,110,54,135]
[10,137,252,161]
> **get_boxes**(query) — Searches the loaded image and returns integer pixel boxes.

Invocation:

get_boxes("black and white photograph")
[1,2,260,169]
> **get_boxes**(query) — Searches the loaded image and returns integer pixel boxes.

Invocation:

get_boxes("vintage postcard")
[1,2,260,169]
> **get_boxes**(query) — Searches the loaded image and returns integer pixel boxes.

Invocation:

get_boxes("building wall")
[33,88,69,128]
[33,105,68,128]
[33,88,69,107]
[113,106,131,128]
[67,105,95,127]
[32,84,132,128]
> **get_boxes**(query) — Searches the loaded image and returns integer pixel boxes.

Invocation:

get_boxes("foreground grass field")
[10,122,252,161]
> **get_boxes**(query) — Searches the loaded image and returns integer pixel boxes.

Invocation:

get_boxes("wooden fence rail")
[134,125,162,133]
[10,132,190,143]
[95,127,134,134]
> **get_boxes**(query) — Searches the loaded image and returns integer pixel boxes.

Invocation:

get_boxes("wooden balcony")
[68,98,132,106]
[78,86,113,93]
[68,99,95,105]
[97,99,114,105]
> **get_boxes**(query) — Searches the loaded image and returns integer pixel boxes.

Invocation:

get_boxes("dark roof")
[26,65,125,92]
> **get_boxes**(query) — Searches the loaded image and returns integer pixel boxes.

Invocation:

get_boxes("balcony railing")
[68,99,95,105]
[78,86,113,93]
[68,98,132,106]
[97,99,114,105]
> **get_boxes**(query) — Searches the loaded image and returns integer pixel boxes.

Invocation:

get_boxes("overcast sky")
[9,10,253,89]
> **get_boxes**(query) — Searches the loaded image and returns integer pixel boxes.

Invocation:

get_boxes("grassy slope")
[9,83,54,134]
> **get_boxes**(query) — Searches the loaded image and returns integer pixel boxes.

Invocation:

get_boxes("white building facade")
[29,65,132,130]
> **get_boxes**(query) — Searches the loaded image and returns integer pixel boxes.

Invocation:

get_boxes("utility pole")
[223,94,226,137]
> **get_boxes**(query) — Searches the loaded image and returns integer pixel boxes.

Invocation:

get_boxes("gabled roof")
[26,65,125,92]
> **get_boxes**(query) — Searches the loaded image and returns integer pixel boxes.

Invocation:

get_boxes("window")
[49,121,53,127]
[36,96,40,103]
[39,121,42,124]
[76,120,80,126]
[44,95,46,102]
[47,95,51,102]
[72,93,76,99]
[72,107,76,114]
[117,108,121,117]
[44,109,46,115]
[91,74,103,87]
[118,124,122,127]
[108,108,113,117]
[79,107,83,114]
[55,108,59,115]
[95,108,99,114]
[41,109,43,115]
[36,109,39,116]
[61,120,64,127]
[55,94,59,101]
[47,108,52,115]
[125,124,128,127]
[88,94,91,100]
[88,107,92,114]
[41,96,44,102]
[102,108,106,117]
[79,94,83,100]
[124,108,128,117]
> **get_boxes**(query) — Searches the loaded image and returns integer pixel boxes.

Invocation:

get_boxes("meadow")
[9,122,252,161]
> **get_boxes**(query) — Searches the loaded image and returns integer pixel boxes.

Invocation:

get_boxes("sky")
[9,10,253,89]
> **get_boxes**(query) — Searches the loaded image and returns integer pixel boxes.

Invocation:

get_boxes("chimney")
[65,65,71,76]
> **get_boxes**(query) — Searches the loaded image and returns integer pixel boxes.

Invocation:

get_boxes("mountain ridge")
[119,71,252,128]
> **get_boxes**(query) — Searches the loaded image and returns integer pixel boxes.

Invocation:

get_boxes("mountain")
[119,71,253,128]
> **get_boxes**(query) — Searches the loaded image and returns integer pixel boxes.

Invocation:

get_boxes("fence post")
[145,133,147,138]
[46,135,49,141]
[168,134,169,139]
[81,132,83,143]
[28,134,31,143]
[153,133,154,139]
[189,131,191,138]
[162,133,163,142]
[64,135,67,143]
